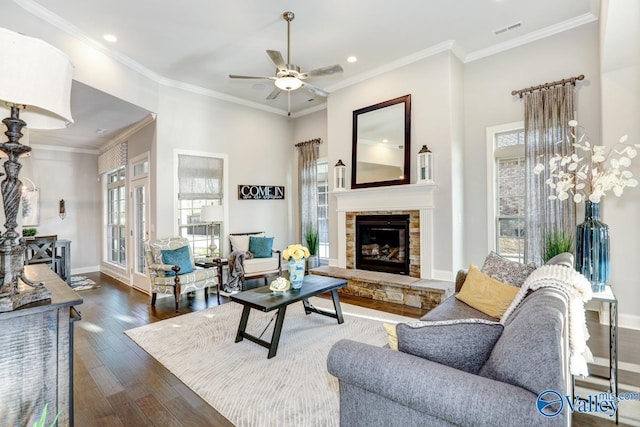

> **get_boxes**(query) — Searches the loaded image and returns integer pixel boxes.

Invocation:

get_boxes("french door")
[130,154,150,293]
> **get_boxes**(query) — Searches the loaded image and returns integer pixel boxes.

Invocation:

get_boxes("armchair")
[226,232,282,291]
[144,237,221,311]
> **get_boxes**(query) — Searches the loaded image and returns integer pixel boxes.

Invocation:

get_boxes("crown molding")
[14,0,291,117]
[99,113,156,154]
[464,13,599,63]
[291,103,327,119]
[324,40,457,93]
[17,0,599,115]
[31,144,100,155]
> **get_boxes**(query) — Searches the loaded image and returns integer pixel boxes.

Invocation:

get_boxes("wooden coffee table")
[230,274,347,358]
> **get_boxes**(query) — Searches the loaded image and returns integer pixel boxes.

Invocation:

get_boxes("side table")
[591,285,619,424]
[573,285,618,424]
[195,258,226,303]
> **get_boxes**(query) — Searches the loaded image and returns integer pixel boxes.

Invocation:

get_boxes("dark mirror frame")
[351,94,411,189]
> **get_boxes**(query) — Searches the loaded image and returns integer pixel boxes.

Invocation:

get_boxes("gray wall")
[22,149,101,273]
[462,22,601,266]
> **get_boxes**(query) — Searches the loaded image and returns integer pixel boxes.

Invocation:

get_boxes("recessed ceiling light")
[347,56,358,63]
[96,128,107,134]
[103,34,118,43]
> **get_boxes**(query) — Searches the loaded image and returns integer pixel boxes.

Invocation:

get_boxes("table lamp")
[201,205,224,256]
[0,27,74,311]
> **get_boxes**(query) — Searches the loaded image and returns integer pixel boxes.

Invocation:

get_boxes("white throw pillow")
[229,233,265,252]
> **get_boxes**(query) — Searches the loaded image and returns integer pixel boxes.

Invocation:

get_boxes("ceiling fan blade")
[266,50,287,73]
[229,74,275,80]
[266,87,282,100]
[302,82,329,98]
[298,64,344,79]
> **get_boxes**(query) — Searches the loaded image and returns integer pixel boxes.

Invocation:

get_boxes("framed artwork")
[21,188,40,226]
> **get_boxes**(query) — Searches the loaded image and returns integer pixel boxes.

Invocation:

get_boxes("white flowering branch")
[534,120,639,203]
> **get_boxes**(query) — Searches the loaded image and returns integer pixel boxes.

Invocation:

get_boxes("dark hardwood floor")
[72,272,638,426]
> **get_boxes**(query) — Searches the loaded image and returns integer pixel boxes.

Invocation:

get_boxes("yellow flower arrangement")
[282,244,310,260]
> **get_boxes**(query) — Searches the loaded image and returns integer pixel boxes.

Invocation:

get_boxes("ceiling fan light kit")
[275,76,303,91]
[229,11,343,114]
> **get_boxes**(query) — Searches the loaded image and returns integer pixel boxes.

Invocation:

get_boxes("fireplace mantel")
[333,184,436,279]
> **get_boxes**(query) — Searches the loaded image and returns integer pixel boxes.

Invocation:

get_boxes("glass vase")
[288,258,306,289]
[575,201,610,293]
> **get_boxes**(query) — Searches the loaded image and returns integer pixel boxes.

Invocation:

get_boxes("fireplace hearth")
[355,214,410,275]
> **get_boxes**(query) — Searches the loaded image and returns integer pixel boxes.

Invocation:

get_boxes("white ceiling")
[5,0,598,149]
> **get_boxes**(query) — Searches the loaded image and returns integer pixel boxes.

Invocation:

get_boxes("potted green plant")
[22,227,37,237]
[305,225,319,271]
[541,229,574,263]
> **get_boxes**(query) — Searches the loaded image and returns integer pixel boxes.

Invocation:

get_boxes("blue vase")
[575,201,610,293]
[288,258,306,289]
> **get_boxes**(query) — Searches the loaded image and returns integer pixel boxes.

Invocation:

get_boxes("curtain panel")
[297,139,320,241]
[523,85,576,265]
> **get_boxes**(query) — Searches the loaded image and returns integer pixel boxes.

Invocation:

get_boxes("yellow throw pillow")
[383,323,398,350]
[455,264,519,318]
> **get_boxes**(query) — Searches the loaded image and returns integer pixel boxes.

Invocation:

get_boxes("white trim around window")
[172,149,229,254]
[485,121,524,255]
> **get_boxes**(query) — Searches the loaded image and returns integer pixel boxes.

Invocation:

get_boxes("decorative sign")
[238,185,285,200]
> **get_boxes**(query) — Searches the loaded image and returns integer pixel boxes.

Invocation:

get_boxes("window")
[490,125,526,262]
[317,161,329,260]
[107,167,126,266]
[177,154,224,257]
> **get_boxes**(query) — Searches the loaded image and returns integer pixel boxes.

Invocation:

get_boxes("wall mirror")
[351,94,411,189]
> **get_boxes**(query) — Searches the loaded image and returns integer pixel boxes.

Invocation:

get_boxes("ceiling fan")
[229,11,343,115]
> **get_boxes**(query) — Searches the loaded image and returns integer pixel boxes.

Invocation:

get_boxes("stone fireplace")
[334,184,435,279]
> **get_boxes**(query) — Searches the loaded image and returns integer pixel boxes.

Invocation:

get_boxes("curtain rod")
[294,138,322,147]
[511,74,585,98]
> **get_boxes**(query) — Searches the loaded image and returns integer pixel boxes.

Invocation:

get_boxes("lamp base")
[0,281,51,312]
[209,242,218,257]
[0,242,51,312]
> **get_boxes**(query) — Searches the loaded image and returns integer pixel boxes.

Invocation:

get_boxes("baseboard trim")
[432,269,454,281]
[100,265,130,286]
[619,313,640,331]
[71,265,100,275]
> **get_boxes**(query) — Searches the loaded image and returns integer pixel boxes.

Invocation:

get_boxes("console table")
[0,265,82,426]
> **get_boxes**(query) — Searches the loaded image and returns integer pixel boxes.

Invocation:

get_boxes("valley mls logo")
[536,389,638,418]
[238,185,285,200]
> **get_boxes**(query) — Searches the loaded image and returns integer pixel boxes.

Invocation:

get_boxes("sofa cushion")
[249,236,274,258]
[397,319,503,374]
[243,256,279,275]
[481,251,536,287]
[455,265,519,318]
[161,245,194,276]
[479,288,568,396]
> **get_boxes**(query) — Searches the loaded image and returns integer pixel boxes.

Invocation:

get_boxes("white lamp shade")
[0,27,74,129]
[201,205,224,222]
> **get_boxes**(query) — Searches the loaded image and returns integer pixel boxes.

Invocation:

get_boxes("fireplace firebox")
[355,214,410,275]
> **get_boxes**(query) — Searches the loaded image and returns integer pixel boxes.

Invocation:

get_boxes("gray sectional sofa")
[327,263,572,426]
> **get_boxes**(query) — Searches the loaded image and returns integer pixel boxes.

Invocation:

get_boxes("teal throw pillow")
[249,236,274,258]
[161,245,194,276]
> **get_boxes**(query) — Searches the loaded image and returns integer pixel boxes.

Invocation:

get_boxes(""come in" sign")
[237,185,285,200]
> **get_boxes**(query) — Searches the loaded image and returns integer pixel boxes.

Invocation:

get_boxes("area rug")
[124,297,411,427]
[69,275,99,291]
